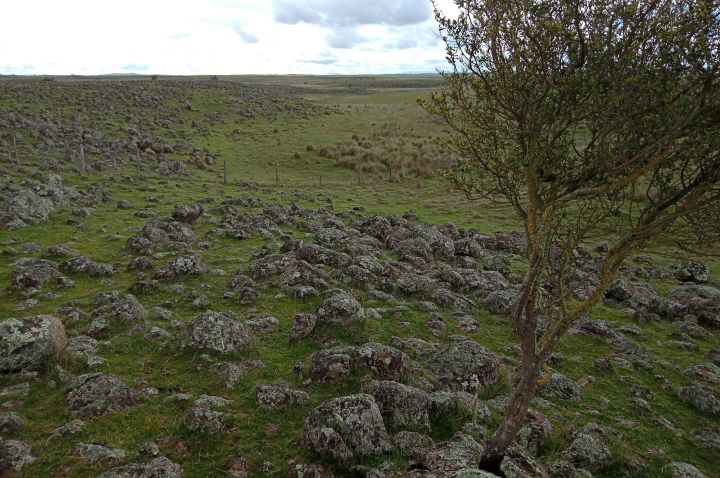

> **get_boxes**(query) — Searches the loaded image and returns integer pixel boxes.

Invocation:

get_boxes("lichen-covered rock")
[44,243,81,259]
[678,386,720,416]
[516,410,553,456]
[286,459,335,478]
[316,290,364,325]
[685,362,720,384]
[256,382,309,411]
[310,347,353,383]
[690,427,720,450]
[127,256,155,271]
[668,462,709,478]
[97,457,183,478]
[674,261,710,283]
[75,442,125,463]
[483,288,520,315]
[310,343,410,384]
[188,311,251,354]
[304,394,391,463]
[563,431,613,473]
[362,380,431,433]
[500,444,550,478]
[429,340,500,392]
[397,272,437,295]
[0,189,54,226]
[290,313,318,342]
[411,432,483,474]
[429,391,491,423]
[65,373,135,417]
[60,255,117,276]
[126,218,196,254]
[393,431,434,456]
[0,439,35,474]
[172,204,204,224]
[10,258,68,293]
[91,293,147,322]
[184,403,224,434]
[0,315,67,372]
[539,373,582,401]
[0,412,22,433]
[354,342,410,381]
[154,253,208,279]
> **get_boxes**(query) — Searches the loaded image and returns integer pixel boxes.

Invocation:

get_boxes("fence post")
[12,130,19,165]
[79,137,85,174]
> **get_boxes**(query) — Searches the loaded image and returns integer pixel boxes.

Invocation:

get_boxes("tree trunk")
[479,359,541,472]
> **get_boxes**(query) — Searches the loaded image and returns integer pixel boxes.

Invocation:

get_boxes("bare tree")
[423,0,720,470]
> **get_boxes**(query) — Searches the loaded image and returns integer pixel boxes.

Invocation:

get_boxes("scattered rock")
[678,386,720,416]
[188,311,251,354]
[97,457,183,478]
[75,442,125,463]
[362,380,431,433]
[429,340,500,392]
[304,394,390,463]
[155,253,208,279]
[0,315,67,372]
[0,439,36,474]
[316,290,364,325]
[65,373,135,417]
[256,382,309,411]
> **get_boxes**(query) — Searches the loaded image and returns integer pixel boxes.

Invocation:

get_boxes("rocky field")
[0,76,718,478]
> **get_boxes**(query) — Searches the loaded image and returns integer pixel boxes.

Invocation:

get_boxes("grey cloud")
[298,59,337,65]
[326,28,366,49]
[273,0,431,27]
[232,25,259,43]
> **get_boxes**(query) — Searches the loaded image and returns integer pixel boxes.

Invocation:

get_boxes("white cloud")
[0,0,459,75]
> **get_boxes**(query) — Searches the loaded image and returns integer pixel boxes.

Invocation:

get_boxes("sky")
[0,0,459,76]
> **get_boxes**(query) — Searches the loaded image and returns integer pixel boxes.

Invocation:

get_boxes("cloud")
[326,28,366,49]
[298,59,337,65]
[272,0,431,27]
[231,24,259,43]
[119,63,149,71]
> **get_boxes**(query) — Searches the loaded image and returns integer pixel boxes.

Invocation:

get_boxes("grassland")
[0,75,718,478]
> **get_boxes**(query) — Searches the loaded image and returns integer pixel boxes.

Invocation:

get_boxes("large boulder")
[429,340,500,392]
[362,380,432,433]
[310,343,410,383]
[188,311,251,354]
[304,394,391,463]
[0,189,54,226]
[0,315,67,372]
[65,373,135,417]
[316,290,364,325]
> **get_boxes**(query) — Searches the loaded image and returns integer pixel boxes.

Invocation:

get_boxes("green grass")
[0,75,718,478]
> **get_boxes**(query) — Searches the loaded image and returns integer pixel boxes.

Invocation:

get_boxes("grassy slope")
[0,76,718,477]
